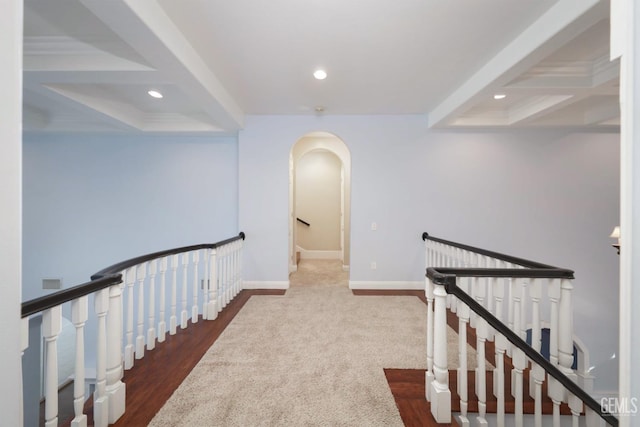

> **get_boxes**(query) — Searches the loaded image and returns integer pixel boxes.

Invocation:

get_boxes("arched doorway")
[289,132,351,275]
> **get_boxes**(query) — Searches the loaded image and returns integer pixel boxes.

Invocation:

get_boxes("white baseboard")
[348,281,423,290]
[242,281,290,290]
[299,250,341,260]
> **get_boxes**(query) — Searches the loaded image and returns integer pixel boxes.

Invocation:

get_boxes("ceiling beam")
[79,0,244,132]
[428,0,609,128]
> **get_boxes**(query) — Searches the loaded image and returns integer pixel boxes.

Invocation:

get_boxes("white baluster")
[493,265,506,398]
[510,347,525,427]
[93,288,109,427]
[548,278,561,366]
[475,317,488,426]
[568,393,583,427]
[136,262,146,359]
[227,244,233,305]
[181,253,189,328]
[425,275,434,402]
[147,259,157,350]
[124,267,135,369]
[510,279,525,398]
[512,278,522,336]
[531,363,545,427]
[202,249,210,319]
[207,249,218,320]
[170,254,178,335]
[158,257,168,342]
[234,241,241,297]
[486,258,495,314]
[494,334,508,427]
[529,278,542,399]
[224,245,231,307]
[548,375,563,427]
[106,283,125,423]
[221,244,229,308]
[493,261,505,322]
[457,278,470,427]
[558,279,575,376]
[192,250,200,323]
[71,296,88,427]
[43,306,62,427]
[520,280,528,340]
[430,282,451,423]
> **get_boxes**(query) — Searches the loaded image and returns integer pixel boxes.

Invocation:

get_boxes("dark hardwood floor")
[51,287,571,427]
[60,289,285,427]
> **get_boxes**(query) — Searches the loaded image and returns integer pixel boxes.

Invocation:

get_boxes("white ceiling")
[22,0,618,134]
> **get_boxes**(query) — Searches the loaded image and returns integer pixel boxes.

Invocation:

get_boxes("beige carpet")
[150,260,476,426]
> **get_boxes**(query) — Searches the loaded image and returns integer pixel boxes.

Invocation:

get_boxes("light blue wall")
[23,133,239,301]
[238,115,620,392]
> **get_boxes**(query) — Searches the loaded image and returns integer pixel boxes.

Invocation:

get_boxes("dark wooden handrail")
[427,267,617,426]
[422,232,569,272]
[296,217,310,227]
[21,232,246,318]
[91,232,245,279]
[22,274,122,318]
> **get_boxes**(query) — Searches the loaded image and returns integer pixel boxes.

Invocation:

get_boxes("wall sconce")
[610,226,620,254]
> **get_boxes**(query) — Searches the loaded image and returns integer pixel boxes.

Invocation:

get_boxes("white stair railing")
[422,232,618,427]
[21,232,245,426]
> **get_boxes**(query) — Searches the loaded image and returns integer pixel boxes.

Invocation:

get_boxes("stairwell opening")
[289,132,351,283]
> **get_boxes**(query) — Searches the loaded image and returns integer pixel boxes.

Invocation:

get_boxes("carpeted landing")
[150,260,476,426]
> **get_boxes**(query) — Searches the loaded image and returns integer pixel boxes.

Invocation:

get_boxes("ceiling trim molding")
[428,0,609,128]
[79,0,245,132]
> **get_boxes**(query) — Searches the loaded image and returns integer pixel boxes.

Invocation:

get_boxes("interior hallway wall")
[238,114,620,393]
[22,133,239,301]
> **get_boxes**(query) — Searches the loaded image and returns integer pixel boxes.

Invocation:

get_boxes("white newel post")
[558,279,575,378]
[202,249,210,319]
[124,268,135,370]
[475,317,488,426]
[42,306,62,427]
[93,288,109,427]
[430,282,451,423]
[148,260,157,350]
[425,275,434,402]
[106,284,126,424]
[457,277,470,427]
[20,318,29,427]
[180,253,189,329]
[170,254,178,335]
[223,245,230,307]
[547,278,566,427]
[234,241,241,297]
[548,278,561,366]
[206,249,218,320]
[158,257,167,342]
[135,263,146,359]
[71,296,88,427]
[192,250,200,323]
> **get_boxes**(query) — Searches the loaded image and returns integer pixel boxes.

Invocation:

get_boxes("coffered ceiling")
[22,0,618,134]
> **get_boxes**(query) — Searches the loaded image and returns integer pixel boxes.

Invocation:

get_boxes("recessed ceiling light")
[148,90,163,99]
[493,94,506,100]
[313,69,327,80]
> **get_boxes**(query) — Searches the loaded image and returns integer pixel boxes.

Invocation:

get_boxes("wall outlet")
[42,278,62,290]
[371,222,377,231]
[370,261,377,270]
